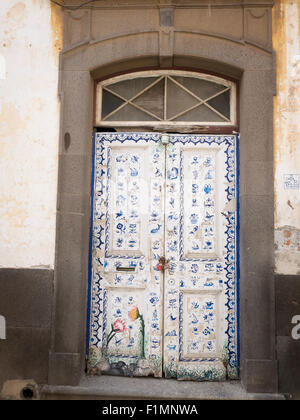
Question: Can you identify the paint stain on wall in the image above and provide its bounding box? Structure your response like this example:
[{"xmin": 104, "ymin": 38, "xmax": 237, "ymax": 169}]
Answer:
[
  {"xmin": 0, "ymin": 0, "xmax": 63, "ymax": 268},
  {"xmin": 275, "ymin": 225, "xmax": 300, "ymax": 274},
  {"xmin": 50, "ymin": 1, "xmax": 63, "ymax": 65},
  {"xmin": 276, "ymin": 226, "xmax": 300, "ymax": 251},
  {"xmin": 0, "ymin": 102, "xmax": 22, "ymax": 138},
  {"xmin": 6, "ymin": 2, "xmax": 26, "ymax": 23},
  {"xmin": 273, "ymin": 0, "xmax": 300, "ymax": 275},
  {"xmin": 273, "ymin": 0, "xmax": 287, "ymax": 169}
]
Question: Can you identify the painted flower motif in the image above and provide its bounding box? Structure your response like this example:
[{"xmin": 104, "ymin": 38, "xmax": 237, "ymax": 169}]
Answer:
[
  {"xmin": 204, "ymin": 184, "xmax": 213, "ymax": 194},
  {"xmin": 128, "ymin": 307, "xmax": 145, "ymax": 358},
  {"xmin": 105, "ymin": 318, "xmax": 126, "ymax": 349},
  {"xmin": 129, "ymin": 307, "xmax": 140, "ymax": 321},
  {"xmin": 113, "ymin": 319, "xmax": 126, "ymax": 333},
  {"xmin": 116, "ymin": 238, "xmax": 123, "ymax": 248},
  {"xmin": 156, "ymin": 263, "xmax": 164, "ymax": 271}
]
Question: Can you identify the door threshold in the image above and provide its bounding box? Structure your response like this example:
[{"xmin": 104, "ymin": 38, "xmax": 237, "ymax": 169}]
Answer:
[{"xmin": 41, "ymin": 375, "xmax": 285, "ymax": 400}]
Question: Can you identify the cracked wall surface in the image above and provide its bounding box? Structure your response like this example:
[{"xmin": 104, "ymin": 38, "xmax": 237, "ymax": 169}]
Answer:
[
  {"xmin": 273, "ymin": 0, "xmax": 300, "ymax": 275},
  {"xmin": 0, "ymin": 0, "xmax": 63, "ymax": 268}
]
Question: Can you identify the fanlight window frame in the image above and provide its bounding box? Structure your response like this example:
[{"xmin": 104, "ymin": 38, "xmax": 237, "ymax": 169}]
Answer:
[{"xmin": 95, "ymin": 70, "xmax": 237, "ymax": 128}]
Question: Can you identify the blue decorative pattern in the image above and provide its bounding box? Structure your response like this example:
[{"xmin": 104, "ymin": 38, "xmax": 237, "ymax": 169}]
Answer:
[
  {"xmin": 89, "ymin": 133, "xmax": 164, "ymax": 360},
  {"xmin": 88, "ymin": 133, "xmax": 239, "ymax": 379},
  {"xmin": 164, "ymin": 135, "xmax": 238, "ymax": 378},
  {"xmin": 176, "ymin": 135, "xmax": 235, "ymax": 262},
  {"xmin": 224, "ymin": 212, "xmax": 238, "ymax": 373}
]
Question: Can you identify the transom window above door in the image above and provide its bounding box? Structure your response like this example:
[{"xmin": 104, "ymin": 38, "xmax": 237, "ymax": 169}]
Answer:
[{"xmin": 95, "ymin": 71, "xmax": 237, "ymax": 128}]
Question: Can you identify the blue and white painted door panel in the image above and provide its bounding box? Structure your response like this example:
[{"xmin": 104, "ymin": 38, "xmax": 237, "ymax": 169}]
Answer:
[
  {"xmin": 88, "ymin": 133, "xmax": 165, "ymax": 377},
  {"xmin": 88, "ymin": 133, "xmax": 239, "ymax": 380},
  {"xmin": 163, "ymin": 135, "xmax": 239, "ymax": 380}
]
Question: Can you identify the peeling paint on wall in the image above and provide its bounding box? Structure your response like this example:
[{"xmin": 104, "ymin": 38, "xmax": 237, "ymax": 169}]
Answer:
[
  {"xmin": 0, "ymin": 0, "xmax": 63, "ymax": 268},
  {"xmin": 275, "ymin": 225, "xmax": 300, "ymax": 274},
  {"xmin": 50, "ymin": 1, "xmax": 63, "ymax": 64},
  {"xmin": 0, "ymin": 54, "xmax": 6, "ymax": 79},
  {"xmin": 275, "ymin": 225, "xmax": 300, "ymax": 251},
  {"xmin": 273, "ymin": 0, "xmax": 300, "ymax": 274}
]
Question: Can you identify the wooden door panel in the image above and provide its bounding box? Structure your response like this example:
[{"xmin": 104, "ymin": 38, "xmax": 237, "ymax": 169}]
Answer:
[
  {"xmin": 88, "ymin": 133, "xmax": 165, "ymax": 378},
  {"xmin": 163, "ymin": 135, "xmax": 238, "ymax": 381},
  {"xmin": 88, "ymin": 133, "xmax": 239, "ymax": 381}
]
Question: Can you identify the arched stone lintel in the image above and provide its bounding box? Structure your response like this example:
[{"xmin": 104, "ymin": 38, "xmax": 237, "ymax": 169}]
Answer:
[{"xmin": 61, "ymin": 31, "xmax": 273, "ymax": 79}]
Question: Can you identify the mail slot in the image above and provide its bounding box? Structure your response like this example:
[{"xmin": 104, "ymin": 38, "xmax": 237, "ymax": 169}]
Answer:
[{"xmin": 116, "ymin": 266, "xmax": 136, "ymax": 272}]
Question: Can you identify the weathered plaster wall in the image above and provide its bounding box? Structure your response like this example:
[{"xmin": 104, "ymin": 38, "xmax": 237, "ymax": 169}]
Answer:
[
  {"xmin": 0, "ymin": 0, "xmax": 63, "ymax": 268},
  {"xmin": 273, "ymin": 0, "xmax": 300, "ymax": 275},
  {"xmin": 2, "ymin": 0, "xmax": 295, "ymax": 275}
]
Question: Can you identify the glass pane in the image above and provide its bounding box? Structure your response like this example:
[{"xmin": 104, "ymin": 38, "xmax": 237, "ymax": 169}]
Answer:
[
  {"xmin": 173, "ymin": 104, "xmax": 226, "ymax": 122},
  {"xmin": 167, "ymin": 78, "xmax": 198, "ymax": 120},
  {"xmin": 107, "ymin": 77, "xmax": 159, "ymax": 100},
  {"xmin": 172, "ymin": 76, "xmax": 226, "ymax": 100},
  {"xmin": 102, "ymin": 89, "xmax": 124, "ymax": 119},
  {"xmin": 207, "ymin": 91, "xmax": 230, "ymax": 119},
  {"xmin": 100, "ymin": 74, "xmax": 233, "ymax": 123},
  {"xmin": 133, "ymin": 79, "xmax": 164, "ymax": 119},
  {"xmin": 106, "ymin": 103, "xmax": 156, "ymax": 121}
]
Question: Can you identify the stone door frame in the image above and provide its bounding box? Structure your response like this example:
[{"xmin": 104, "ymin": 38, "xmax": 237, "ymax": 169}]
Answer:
[{"xmin": 49, "ymin": 23, "xmax": 277, "ymax": 393}]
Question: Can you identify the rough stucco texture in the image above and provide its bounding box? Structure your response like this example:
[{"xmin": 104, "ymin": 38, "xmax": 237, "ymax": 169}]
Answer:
[
  {"xmin": 273, "ymin": 0, "xmax": 300, "ymax": 275},
  {"xmin": 0, "ymin": 0, "xmax": 63, "ymax": 268}
]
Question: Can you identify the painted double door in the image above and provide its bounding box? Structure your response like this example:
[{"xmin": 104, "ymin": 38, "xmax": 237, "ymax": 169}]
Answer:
[{"xmin": 88, "ymin": 132, "xmax": 239, "ymax": 381}]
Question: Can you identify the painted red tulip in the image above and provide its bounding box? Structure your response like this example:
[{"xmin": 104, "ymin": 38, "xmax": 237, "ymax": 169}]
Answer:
[{"xmin": 113, "ymin": 319, "xmax": 126, "ymax": 333}]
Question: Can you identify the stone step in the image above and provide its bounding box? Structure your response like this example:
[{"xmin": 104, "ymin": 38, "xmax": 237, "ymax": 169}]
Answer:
[{"xmin": 41, "ymin": 376, "xmax": 285, "ymax": 400}]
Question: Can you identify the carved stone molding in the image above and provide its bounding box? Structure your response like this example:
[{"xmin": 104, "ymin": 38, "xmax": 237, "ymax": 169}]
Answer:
[
  {"xmin": 244, "ymin": 7, "xmax": 272, "ymax": 49},
  {"xmin": 159, "ymin": 27, "xmax": 174, "ymax": 68},
  {"xmin": 64, "ymin": 9, "xmax": 90, "ymax": 49}
]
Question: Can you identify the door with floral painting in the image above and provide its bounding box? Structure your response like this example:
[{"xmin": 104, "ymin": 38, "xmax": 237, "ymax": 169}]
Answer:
[
  {"xmin": 87, "ymin": 132, "xmax": 165, "ymax": 378},
  {"xmin": 87, "ymin": 132, "xmax": 239, "ymax": 381}
]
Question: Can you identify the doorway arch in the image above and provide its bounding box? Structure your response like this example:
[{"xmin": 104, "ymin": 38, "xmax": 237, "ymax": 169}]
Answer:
[{"xmin": 49, "ymin": 25, "xmax": 277, "ymax": 393}]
